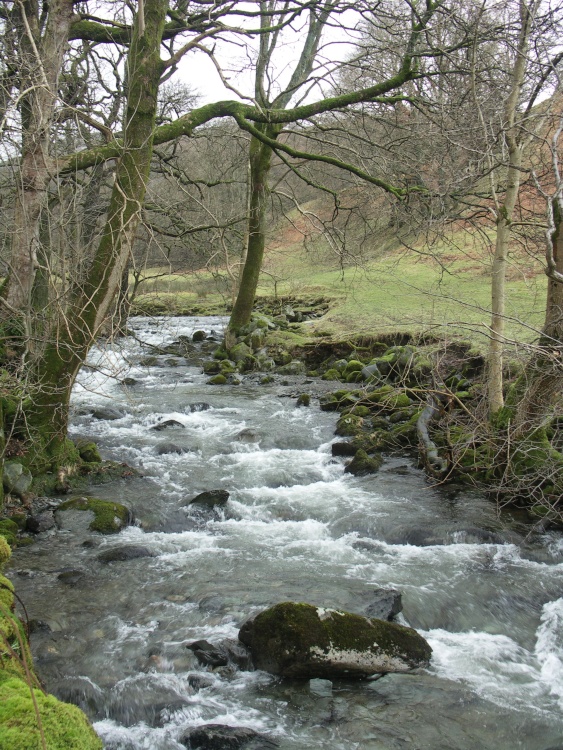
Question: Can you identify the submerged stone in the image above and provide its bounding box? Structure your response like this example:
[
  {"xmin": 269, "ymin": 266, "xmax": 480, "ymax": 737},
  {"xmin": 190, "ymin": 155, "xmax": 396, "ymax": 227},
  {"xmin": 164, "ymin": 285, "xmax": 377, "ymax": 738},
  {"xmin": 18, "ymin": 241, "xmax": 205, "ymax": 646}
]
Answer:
[
  {"xmin": 239, "ymin": 601, "xmax": 431, "ymax": 678},
  {"xmin": 151, "ymin": 419, "xmax": 185, "ymax": 431},
  {"xmin": 179, "ymin": 724, "xmax": 279, "ymax": 750},
  {"xmin": 55, "ymin": 496, "xmax": 132, "ymax": 534},
  {"xmin": 188, "ymin": 490, "xmax": 230, "ymax": 507}
]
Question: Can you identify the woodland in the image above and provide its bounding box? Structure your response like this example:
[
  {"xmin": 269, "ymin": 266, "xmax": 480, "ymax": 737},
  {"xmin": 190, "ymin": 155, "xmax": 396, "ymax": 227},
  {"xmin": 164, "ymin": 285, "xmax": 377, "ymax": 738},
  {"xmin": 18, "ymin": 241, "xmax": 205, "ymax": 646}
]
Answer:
[
  {"xmin": 0, "ymin": 1, "xmax": 563, "ymax": 745},
  {"xmin": 0, "ymin": 0, "xmax": 560, "ymax": 508}
]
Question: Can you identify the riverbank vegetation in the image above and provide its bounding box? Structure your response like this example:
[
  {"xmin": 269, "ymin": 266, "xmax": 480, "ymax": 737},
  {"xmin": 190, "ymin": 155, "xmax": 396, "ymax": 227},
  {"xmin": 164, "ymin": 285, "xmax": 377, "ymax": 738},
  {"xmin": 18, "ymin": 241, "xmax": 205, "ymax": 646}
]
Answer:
[{"xmin": 0, "ymin": 0, "xmax": 562, "ymax": 741}]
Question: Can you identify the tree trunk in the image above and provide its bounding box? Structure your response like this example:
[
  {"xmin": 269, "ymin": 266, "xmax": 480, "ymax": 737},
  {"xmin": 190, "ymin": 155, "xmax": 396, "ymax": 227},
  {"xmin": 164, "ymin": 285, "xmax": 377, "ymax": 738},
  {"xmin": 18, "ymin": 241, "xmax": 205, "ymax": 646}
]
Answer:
[
  {"xmin": 227, "ymin": 125, "xmax": 279, "ymax": 336},
  {"xmin": 23, "ymin": 0, "xmax": 168, "ymax": 466},
  {"xmin": 488, "ymin": 154, "xmax": 523, "ymax": 413},
  {"xmin": 513, "ymin": 200, "xmax": 563, "ymax": 433},
  {"xmin": 4, "ymin": 0, "xmax": 74, "ymax": 319}
]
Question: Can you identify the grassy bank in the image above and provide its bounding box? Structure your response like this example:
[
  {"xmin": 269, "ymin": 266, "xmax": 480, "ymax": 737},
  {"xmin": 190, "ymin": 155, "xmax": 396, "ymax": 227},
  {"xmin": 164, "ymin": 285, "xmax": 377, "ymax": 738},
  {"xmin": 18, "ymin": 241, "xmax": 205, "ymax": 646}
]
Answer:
[{"xmin": 131, "ymin": 235, "xmax": 547, "ymax": 351}]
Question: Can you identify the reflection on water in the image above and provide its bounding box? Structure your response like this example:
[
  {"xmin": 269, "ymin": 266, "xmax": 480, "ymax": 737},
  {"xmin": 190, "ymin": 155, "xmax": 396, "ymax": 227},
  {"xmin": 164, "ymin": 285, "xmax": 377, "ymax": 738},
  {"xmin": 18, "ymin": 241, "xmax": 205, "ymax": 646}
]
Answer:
[{"xmin": 9, "ymin": 317, "xmax": 563, "ymax": 750}]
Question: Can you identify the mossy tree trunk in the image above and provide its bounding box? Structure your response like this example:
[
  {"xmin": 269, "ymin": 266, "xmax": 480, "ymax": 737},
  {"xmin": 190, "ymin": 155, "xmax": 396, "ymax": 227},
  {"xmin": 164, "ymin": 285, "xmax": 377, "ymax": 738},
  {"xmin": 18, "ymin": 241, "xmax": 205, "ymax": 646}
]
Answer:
[
  {"xmin": 487, "ymin": 0, "xmax": 534, "ymax": 417},
  {"xmin": 22, "ymin": 0, "xmax": 168, "ymax": 467},
  {"xmin": 3, "ymin": 0, "xmax": 74, "ymax": 321},
  {"xmin": 513, "ymin": 198, "xmax": 563, "ymax": 434},
  {"xmin": 227, "ymin": 125, "xmax": 279, "ymax": 338}
]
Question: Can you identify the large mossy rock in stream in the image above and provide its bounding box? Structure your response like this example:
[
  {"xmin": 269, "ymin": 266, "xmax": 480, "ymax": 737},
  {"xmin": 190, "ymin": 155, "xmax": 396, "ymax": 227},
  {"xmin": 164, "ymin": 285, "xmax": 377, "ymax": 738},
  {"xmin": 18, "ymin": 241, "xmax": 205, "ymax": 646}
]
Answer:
[
  {"xmin": 0, "ymin": 534, "xmax": 102, "ymax": 749},
  {"xmin": 0, "ymin": 676, "xmax": 103, "ymax": 750},
  {"xmin": 238, "ymin": 602, "xmax": 431, "ymax": 678},
  {"xmin": 345, "ymin": 449, "xmax": 383, "ymax": 476},
  {"xmin": 55, "ymin": 496, "xmax": 132, "ymax": 534}
]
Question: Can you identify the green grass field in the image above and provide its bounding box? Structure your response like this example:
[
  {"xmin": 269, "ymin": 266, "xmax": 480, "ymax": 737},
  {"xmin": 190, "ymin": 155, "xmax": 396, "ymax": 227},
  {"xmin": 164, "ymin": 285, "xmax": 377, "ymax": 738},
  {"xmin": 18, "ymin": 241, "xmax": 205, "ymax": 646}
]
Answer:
[{"xmin": 132, "ymin": 228, "xmax": 548, "ymax": 351}]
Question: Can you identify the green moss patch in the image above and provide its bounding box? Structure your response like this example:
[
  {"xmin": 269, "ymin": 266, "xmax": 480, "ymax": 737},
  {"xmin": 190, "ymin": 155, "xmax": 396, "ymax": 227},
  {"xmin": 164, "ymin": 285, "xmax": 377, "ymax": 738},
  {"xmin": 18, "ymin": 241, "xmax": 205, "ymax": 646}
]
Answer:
[
  {"xmin": 56, "ymin": 497, "xmax": 132, "ymax": 534},
  {"xmin": 0, "ymin": 675, "xmax": 102, "ymax": 750}
]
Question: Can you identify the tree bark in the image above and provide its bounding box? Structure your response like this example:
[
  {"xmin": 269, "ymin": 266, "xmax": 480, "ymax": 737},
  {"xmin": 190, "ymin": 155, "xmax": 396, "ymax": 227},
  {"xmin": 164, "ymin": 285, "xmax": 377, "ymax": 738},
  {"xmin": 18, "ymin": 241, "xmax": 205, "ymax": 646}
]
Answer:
[
  {"xmin": 487, "ymin": 0, "xmax": 535, "ymax": 416},
  {"xmin": 23, "ymin": 0, "xmax": 168, "ymax": 464},
  {"xmin": 4, "ymin": 0, "xmax": 74, "ymax": 318},
  {"xmin": 513, "ymin": 199, "xmax": 563, "ymax": 433},
  {"xmin": 227, "ymin": 125, "xmax": 279, "ymax": 334}
]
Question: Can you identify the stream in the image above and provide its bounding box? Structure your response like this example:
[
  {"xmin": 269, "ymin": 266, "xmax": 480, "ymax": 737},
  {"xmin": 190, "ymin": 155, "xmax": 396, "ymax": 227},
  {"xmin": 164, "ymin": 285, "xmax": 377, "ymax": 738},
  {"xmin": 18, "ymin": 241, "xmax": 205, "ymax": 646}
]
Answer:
[{"xmin": 8, "ymin": 315, "xmax": 563, "ymax": 750}]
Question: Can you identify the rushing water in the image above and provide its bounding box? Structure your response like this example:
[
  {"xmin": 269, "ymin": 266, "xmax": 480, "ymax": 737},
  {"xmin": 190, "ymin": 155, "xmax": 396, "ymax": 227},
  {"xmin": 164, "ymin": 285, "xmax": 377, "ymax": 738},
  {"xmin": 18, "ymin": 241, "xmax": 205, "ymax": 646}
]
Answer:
[{"xmin": 8, "ymin": 316, "xmax": 563, "ymax": 750}]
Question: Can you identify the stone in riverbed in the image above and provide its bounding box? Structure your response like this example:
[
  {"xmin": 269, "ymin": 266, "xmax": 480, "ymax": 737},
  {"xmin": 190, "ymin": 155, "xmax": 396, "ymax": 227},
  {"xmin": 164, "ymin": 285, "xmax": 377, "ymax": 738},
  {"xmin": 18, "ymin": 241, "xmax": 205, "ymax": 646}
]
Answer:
[
  {"xmin": 55, "ymin": 496, "xmax": 132, "ymax": 534},
  {"xmin": 3, "ymin": 461, "xmax": 33, "ymax": 498},
  {"xmin": 364, "ymin": 588, "xmax": 403, "ymax": 621},
  {"xmin": 188, "ymin": 490, "xmax": 230, "ymax": 507},
  {"xmin": 238, "ymin": 601, "xmax": 431, "ymax": 678},
  {"xmin": 26, "ymin": 510, "xmax": 56, "ymax": 534},
  {"xmin": 179, "ymin": 724, "xmax": 279, "ymax": 750},
  {"xmin": 97, "ymin": 545, "xmax": 156, "ymax": 563},
  {"xmin": 344, "ymin": 449, "xmax": 383, "ymax": 476},
  {"xmin": 151, "ymin": 419, "xmax": 185, "ymax": 431},
  {"xmin": 155, "ymin": 442, "xmax": 190, "ymax": 455}
]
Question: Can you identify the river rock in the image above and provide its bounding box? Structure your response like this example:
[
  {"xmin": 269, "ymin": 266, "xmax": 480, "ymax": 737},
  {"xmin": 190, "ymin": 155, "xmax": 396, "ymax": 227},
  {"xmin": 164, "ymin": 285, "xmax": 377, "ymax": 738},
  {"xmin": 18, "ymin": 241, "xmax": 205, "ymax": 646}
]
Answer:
[
  {"xmin": 344, "ymin": 449, "xmax": 383, "ymax": 475},
  {"xmin": 97, "ymin": 545, "xmax": 156, "ymax": 563},
  {"xmin": 187, "ymin": 640, "xmax": 228, "ymax": 668},
  {"xmin": 151, "ymin": 419, "xmax": 185, "ymax": 431},
  {"xmin": 156, "ymin": 442, "xmax": 189, "ymax": 455},
  {"xmin": 331, "ymin": 442, "xmax": 356, "ymax": 457},
  {"xmin": 238, "ymin": 602, "xmax": 431, "ymax": 678},
  {"xmin": 3, "ymin": 461, "xmax": 33, "ymax": 498},
  {"xmin": 188, "ymin": 490, "xmax": 230, "ymax": 507},
  {"xmin": 179, "ymin": 724, "xmax": 279, "ymax": 750},
  {"xmin": 187, "ymin": 402, "xmax": 211, "ymax": 412},
  {"xmin": 236, "ymin": 428, "xmax": 260, "ymax": 443},
  {"xmin": 193, "ymin": 330, "xmax": 207, "ymax": 342},
  {"xmin": 26, "ymin": 510, "xmax": 56, "ymax": 534},
  {"xmin": 90, "ymin": 406, "xmax": 125, "ymax": 421},
  {"xmin": 364, "ymin": 588, "xmax": 403, "ymax": 621},
  {"xmin": 55, "ymin": 496, "xmax": 132, "ymax": 534}
]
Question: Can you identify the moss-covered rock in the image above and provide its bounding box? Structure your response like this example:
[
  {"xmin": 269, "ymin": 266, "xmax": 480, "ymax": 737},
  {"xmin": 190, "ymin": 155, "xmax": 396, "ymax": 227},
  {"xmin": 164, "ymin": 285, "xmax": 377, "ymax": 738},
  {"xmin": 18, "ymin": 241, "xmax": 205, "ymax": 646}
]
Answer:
[
  {"xmin": 343, "ymin": 360, "xmax": 364, "ymax": 377},
  {"xmin": 321, "ymin": 368, "xmax": 341, "ymax": 381},
  {"xmin": 238, "ymin": 601, "xmax": 432, "ymax": 678},
  {"xmin": 0, "ymin": 520, "xmax": 18, "ymax": 548},
  {"xmin": 203, "ymin": 360, "xmax": 221, "ymax": 374},
  {"xmin": 351, "ymin": 430, "xmax": 391, "ymax": 454},
  {"xmin": 343, "ymin": 405, "xmax": 372, "ymax": 419},
  {"xmin": 296, "ymin": 394, "xmax": 310, "ymax": 407},
  {"xmin": 74, "ymin": 441, "xmax": 102, "ymax": 464},
  {"xmin": 3, "ymin": 461, "xmax": 33, "ymax": 499},
  {"xmin": 0, "ymin": 675, "xmax": 102, "ymax": 750},
  {"xmin": 55, "ymin": 496, "xmax": 132, "ymax": 534},
  {"xmin": 207, "ymin": 374, "xmax": 227, "ymax": 385},
  {"xmin": 345, "ymin": 449, "xmax": 384, "ymax": 476},
  {"xmin": 0, "ymin": 536, "xmax": 11, "ymax": 565},
  {"xmin": 335, "ymin": 414, "xmax": 364, "ymax": 437},
  {"xmin": 364, "ymin": 385, "xmax": 394, "ymax": 404}
]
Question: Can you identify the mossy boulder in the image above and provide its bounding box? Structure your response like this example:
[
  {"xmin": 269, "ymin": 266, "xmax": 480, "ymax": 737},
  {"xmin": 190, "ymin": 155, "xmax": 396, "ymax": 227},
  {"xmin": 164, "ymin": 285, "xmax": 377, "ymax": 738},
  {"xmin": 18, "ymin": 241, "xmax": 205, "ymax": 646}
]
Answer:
[
  {"xmin": 229, "ymin": 342, "xmax": 254, "ymax": 368},
  {"xmin": 0, "ymin": 536, "xmax": 12, "ymax": 565},
  {"xmin": 74, "ymin": 441, "xmax": 102, "ymax": 464},
  {"xmin": 335, "ymin": 414, "xmax": 364, "ymax": 437},
  {"xmin": 3, "ymin": 461, "xmax": 33, "ymax": 499},
  {"xmin": 343, "ymin": 360, "xmax": 364, "ymax": 377},
  {"xmin": 321, "ymin": 368, "xmax": 341, "ymax": 381},
  {"xmin": 0, "ymin": 520, "xmax": 19, "ymax": 548},
  {"xmin": 364, "ymin": 385, "xmax": 394, "ymax": 404},
  {"xmin": 55, "ymin": 497, "xmax": 132, "ymax": 534},
  {"xmin": 352, "ymin": 430, "xmax": 391, "ymax": 454},
  {"xmin": 345, "ymin": 449, "xmax": 384, "ymax": 476},
  {"xmin": 0, "ymin": 675, "xmax": 102, "ymax": 750},
  {"xmin": 203, "ymin": 360, "xmax": 221, "ymax": 374},
  {"xmin": 238, "ymin": 601, "xmax": 432, "ymax": 678},
  {"xmin": 207, "ymin": 374, "xmax": 227, "ymax": 385}
]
